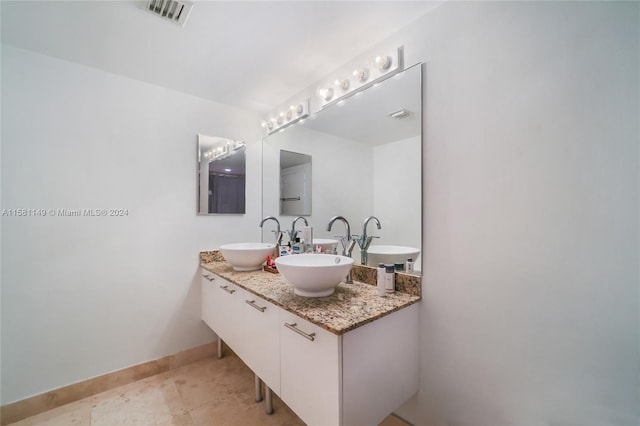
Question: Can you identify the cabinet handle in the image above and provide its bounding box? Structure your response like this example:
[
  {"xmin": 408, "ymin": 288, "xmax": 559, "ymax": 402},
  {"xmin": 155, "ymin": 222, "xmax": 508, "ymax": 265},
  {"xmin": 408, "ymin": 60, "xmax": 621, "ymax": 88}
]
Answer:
[
  {"xmin": 220, "ymin": 285, "xmax": 235, "ymax": 294},
  {"xmin": 284, "ymin": 322, "xmax": 315, "ymax": 341},
  {"xmin": 245, "ymin": 300, "xmax": 266, "ymax": 312},
  {"xmin": 203, "ymin": 274, "xmax": 215, "ymax": 282}
]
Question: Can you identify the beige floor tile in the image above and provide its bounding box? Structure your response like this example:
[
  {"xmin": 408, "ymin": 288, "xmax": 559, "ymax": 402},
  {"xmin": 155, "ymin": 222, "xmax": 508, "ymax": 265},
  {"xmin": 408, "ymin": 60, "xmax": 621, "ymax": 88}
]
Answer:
[
  {"xmin": 7, "ymin": 397, "xmax": 92, "ymax": 426},
  {"xmin": 171, "ymin": 354, "xmax": 255, "ymax": 412},
  {"xmin": 7, "ymin": 353, "xmax": 405, "ymax": 426},
  {"xmin": 189, "ymin": 394, "xmax": 304, "ymax": 426},
  {"xmin": 90, "ymin": 373, "xmax": 187, "ymax": 426}
]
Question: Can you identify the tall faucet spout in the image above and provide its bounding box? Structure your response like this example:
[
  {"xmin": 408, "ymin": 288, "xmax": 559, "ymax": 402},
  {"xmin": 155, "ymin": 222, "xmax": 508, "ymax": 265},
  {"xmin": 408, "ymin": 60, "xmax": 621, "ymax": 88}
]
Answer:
[
  {"xmin": 288, "ymin": 216, "xmax": 309, "ymax": 243},
  {"xmin": 356, "ymin": 216, "xmax": 382, "ymax": 265},
  {"xmin": 259, "ymin": 216, "xmax": 283, "ymax": 246},
  {"xmin": 327, "ymin": 215, "xmax": 355, "ymax": 283}
]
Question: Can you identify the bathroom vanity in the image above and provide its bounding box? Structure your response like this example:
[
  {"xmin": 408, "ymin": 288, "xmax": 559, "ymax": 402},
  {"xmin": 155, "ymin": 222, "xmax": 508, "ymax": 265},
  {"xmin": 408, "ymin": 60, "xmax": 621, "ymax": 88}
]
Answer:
[{"xmin": 200, "ymin": 252, "xmax": 420, "ymax": 426}]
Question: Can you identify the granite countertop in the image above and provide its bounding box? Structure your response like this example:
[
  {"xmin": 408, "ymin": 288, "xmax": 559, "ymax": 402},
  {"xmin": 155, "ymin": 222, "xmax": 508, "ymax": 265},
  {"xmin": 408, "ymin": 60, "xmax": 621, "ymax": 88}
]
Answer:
[{"xmin": 200, "ymin": 260, "xmax": 420, "ymax": 335}]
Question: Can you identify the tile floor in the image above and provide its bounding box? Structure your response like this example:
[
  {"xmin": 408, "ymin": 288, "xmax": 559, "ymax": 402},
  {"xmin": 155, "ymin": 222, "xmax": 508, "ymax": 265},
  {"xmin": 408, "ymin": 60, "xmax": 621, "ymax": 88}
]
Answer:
[{"xmin": 8, "ymin": 351, "xmax": 409, "ymax": 426}]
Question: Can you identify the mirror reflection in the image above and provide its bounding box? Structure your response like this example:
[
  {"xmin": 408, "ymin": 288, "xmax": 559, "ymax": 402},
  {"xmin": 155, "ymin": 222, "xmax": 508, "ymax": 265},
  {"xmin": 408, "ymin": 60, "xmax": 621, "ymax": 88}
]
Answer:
[
  {"xmin": 262, "ymin": 64, "xmax": 422, "ymax": 272},
  {"xmin": 197, "ymin": 134, "xmax": 246, "ymax": 215},
  {"xmin": 280, "ymin": 150, "xmax": 312, "ymax": 216}
]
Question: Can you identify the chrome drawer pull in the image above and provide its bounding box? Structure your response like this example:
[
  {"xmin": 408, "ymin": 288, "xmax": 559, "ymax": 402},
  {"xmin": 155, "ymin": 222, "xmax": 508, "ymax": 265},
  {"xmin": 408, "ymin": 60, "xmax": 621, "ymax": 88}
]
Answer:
[
  {"xmin": 284, "ymin": 322, "xmax": 315, "ymax": 341},
  {"xmin": 203, "ymin": 274, "xmax": 215, "ymax": 282},
  {"xmin": 220, "ymin": 285, "xmax": 235, "ymax": 294},
  {"xmin": 245, "ymin": 300, "xmax": 266, "ymax": 312}
]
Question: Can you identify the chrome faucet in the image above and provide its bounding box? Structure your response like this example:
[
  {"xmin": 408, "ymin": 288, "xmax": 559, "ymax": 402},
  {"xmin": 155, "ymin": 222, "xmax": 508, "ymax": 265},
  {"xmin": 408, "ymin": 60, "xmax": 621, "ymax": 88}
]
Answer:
[
  {"xmin": 287, "ymin": 216, "xmax": 308, "ymax": 244},
  {"xmin": 354, "ymin": 216, "xmax": 381, "ymax": 265},
  {"xmin": 327, "ymin": 215, "xmax": 356, "ymax": 283},
  {"xmin": 259, "ymin": 216, "xmax": 283, "ymax": 246}
]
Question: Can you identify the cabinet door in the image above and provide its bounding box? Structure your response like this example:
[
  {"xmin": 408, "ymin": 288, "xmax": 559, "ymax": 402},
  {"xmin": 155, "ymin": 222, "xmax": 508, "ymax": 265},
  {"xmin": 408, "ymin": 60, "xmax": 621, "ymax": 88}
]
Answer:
[
  {"xmin": 242, "ymin": 294, "xmax": 280, "ymax": 395},
  {"xmin": 280, "ymin": 311, "xmax": 341, "ymax": 426},
  {"xmin": 200, "ymin": 271, "xmax": 245, "ymax": 354},
  {"xmin": 201, "ymin": 271, "xmax": 218, "ymax": 329}
]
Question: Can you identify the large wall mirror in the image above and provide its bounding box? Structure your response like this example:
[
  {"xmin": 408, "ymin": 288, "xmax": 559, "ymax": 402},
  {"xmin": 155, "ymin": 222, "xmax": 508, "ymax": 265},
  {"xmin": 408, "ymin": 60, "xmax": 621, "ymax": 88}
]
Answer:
[
  {"xmin": 197, "ymin": 134, "xmax": 247, "ymax": 214},
  {"xmin": 262, "ymin": 64, "xmax": 422, "ymax": 272}
]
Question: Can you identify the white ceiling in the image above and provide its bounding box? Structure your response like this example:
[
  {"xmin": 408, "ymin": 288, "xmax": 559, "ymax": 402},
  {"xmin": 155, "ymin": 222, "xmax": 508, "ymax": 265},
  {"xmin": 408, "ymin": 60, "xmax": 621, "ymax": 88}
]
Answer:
[{"xmin": 1, "ymin": 1, "xmax": 440, "ymax": 113}]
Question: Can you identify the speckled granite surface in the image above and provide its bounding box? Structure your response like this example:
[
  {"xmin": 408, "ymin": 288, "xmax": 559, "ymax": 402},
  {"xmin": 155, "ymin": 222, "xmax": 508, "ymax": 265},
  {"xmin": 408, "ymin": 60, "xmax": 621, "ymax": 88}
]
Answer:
[
  {"xmin": 350, "ymin": 264, "xmax": 422, "ymax": 297},
  {"xmin": 201, "ymin": 250, "xmax": 422, "ymax": 297},
  {"xmin": 200, "ymin": 254, "xmax": 420, "ymax": 335}
]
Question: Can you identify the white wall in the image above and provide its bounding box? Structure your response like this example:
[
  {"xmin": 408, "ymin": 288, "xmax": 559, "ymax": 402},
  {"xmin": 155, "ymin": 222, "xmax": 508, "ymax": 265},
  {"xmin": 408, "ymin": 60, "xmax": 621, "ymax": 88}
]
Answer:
[
  {"xmin": 373, "ymin": 136, "xmax": 422, "ymax": 268},
  {"xmin": 379, "ymin": 2, "xmax": 637, "ymax": 425},
  {"xmin": 0, "ymin": 45, "xmax": 262, "ymax": 404}
]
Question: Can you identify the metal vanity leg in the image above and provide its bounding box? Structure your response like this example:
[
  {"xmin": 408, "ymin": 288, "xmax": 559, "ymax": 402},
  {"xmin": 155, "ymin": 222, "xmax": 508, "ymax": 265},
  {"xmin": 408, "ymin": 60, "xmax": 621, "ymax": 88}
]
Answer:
[
  {"xmin": 265, "ymin": 386, "xmax": 274, "ymax": 415},
  {"xmin": 254, "ymin": 375, "xmax": 263, "ymax": 402},
  {"xmin": 217, "ymin": 338, "xmax": 223, "ymax": 359}
]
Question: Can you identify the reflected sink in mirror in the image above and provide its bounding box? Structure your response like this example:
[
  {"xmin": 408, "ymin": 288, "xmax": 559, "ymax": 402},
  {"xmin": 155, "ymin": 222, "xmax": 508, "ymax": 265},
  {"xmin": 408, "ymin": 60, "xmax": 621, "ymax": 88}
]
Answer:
[
  {"xmin": 275, "ymin": 254, "xmax": 354, "ymax": 297},
  {"xmin": 366, "ymin": 245, "xmax": 420, "ymax": 268},
  {"xmin": 313, "ymin": 238, "xmax": 339, "ymax": 253},
  {"xmin": 219, "ymin": 243, "xmax": 275, "ymax": 271}
]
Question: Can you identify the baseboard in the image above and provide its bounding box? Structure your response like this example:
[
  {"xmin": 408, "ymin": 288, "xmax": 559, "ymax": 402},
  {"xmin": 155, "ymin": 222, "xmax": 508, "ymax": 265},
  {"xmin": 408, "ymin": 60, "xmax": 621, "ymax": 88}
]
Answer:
[{"xmin": 0, "ymin": 341, "xmax": 216, "ymax": 425}]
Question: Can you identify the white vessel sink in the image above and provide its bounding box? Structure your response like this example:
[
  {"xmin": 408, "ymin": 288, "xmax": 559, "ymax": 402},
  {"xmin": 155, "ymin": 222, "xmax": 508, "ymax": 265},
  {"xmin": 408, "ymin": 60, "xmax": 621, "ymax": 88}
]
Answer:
[
  {"xmin": 366, "ymin": 245, "xmax": 420, "ymax": 267},
  {"xmin": 275, "ymin": 254, "xmax": 353, "ymax": 297},
  {"xmin": 312, "ymin": 238, "xmax": 339, "ymax": 253},
  {"xmin": 219, "ymin": 243, "xmax": 275, "ymax": 271}
]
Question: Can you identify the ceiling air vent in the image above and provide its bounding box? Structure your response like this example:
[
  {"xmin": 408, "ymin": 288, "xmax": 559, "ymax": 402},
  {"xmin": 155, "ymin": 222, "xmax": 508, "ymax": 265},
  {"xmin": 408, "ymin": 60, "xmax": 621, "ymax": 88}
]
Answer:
[{"xmin": 146, "ymin": 0, "xmax": 193, "ymax": 27}]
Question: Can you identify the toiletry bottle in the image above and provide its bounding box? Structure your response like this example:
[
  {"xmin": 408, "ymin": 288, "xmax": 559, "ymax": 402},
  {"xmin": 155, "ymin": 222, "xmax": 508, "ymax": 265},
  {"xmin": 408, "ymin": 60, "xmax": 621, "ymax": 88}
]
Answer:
[
  {"xmin": 406, "ymin": 258, "xmax": 414, "ymax": 273},
  {"xmin": 385, "ymin": 264, "xmax": 395, "ymax": 294},
  {"xmin": 377, "ymin": 263, "xmax": 386, "ymax": 297},
  {"xmin": 394, "ymin": 262, "xmax": 404, "ymax": 272},
  {"xmin": 302, "ymin": 226, "xmax": 313, "ymax": 253},
  {"xmin": 292, "ymin": 238, "xmax": 302, "ymax": 254}
]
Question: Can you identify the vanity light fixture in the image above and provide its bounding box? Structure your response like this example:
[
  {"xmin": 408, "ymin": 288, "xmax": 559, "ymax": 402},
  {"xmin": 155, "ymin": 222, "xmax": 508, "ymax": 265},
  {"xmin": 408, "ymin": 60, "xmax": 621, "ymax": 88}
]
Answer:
[
  {"xmin": 203, "ymin": 139, "xmax": 245, "ymax": 163},
  {"xmin": 262, "ymin": 98, "xmax": 310, "ymax": 135},
  {"xmin": 318, "ymin": 46, "xmax": 404, "ymax": 110}
]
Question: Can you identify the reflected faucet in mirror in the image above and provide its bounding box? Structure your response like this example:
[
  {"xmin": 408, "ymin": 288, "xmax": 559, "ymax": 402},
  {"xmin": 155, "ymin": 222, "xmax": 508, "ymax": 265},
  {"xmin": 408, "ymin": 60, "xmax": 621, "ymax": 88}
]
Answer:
[
  {"xmin": 287, "ymin": 216, "xmax": 308, "ymax": 244},
  {"xmin": 354, "ymin": 216, "xmax": 382, "ymax": 265},
  {"xmin": 326, "ymin": 215, "xmax": 356, "ymax": 284},
  {"xmin": 260, "ymin": 216, "xmax": 283, "ymax": 246}
]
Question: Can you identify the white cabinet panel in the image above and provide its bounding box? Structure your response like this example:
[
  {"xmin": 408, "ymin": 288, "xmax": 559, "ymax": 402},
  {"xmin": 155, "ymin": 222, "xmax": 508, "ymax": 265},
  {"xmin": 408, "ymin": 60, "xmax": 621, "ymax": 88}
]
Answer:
[
  {"xmin": 201, "ymin": 272, "xmax": 245, "ymax": 354},
  {"xmin": 280, "ymin": 310, "xmax": 341, "ymax": 426},
  {"xmin": 242, "ymin": 294, "xmax": 280, "ymax": 395},
  {"xmin": 342, "ymin": 303, "xmax": 419, "ymax": 425}
]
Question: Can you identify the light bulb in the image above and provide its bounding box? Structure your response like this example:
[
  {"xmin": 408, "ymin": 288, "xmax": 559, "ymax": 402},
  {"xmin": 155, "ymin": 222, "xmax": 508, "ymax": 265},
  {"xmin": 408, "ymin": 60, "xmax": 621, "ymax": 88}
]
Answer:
[
  {"xmin": 375, "ymin": 55, "xmax": 392, "ymax": 70},
  {"xmin": 334, "ymin": 79, "xmax": 350, "ymax": 91},
  {"xmin": 320, "ymin": 87, "xmax": 334, "ymax": 101},
  {"xmin": 285, "ymin": 109, "xmax": 292, "ymax": 120},
  {"xmin": 352, "ymin": 68, "xmax": 369, "ymax": 83},
  {"xmin": 260, "ymin": 120, "xmax": 267, "ymax": 128}
]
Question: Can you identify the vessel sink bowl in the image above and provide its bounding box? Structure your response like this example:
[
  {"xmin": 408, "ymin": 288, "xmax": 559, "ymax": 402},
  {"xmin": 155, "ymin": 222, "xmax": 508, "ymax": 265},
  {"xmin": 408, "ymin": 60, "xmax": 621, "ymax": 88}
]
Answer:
[
  {"xmin": 275, "ymin": 254, "xmax": 354, "ymax": 297},
  {"xmin": 366, "ymin": 245, "xmax": 420, "ymax": 267},
  {"xmin": 312, "ymin": 238, "xmax": 339, "ymax": 253},
  {"xmin": 219, "ymin": 243, "xmax": 275, "ymax": 271}
]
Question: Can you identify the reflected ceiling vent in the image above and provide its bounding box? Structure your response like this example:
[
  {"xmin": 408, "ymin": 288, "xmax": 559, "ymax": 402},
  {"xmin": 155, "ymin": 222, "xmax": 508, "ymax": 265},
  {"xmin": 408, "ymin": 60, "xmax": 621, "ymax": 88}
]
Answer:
[
  {"xmin": 146, "ymin": 0, "xmax": 193, "ymax": 27},
  {"xmin": 387, "ymin": 108, "xmax": 413, "ymax": 120}
]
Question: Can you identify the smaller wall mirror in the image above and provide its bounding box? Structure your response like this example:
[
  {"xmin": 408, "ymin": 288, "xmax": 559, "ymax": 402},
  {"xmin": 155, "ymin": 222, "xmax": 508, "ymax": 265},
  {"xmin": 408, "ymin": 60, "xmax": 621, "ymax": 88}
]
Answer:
[
  {"xmin": 280, "ymin": 150, "xmax": 312, "ymax": 216},
  {"xmin": 197, "ymin": 134, "xmax": 246, "ymax": 215}
]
